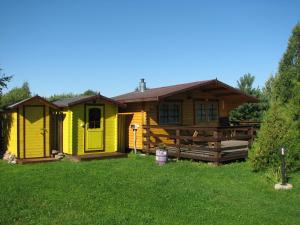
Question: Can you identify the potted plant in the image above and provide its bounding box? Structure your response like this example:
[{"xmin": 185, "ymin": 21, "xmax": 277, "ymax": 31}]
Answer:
[{"xmin": 156, "ymin": 143, "xmax": 168, "ymax": 165}]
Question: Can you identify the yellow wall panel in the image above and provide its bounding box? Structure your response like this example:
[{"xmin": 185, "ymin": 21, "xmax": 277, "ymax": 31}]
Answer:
[
  {"xmin": 18, "ymin": 108, "xmax": 24, "ymax": 158},
  {"xmin": 63, "ymin": 110, "xmax": 73, "ymax": 155},
  {"xmin": 6, "ymin": 112, "xmax": 17, "ymax": 155}
]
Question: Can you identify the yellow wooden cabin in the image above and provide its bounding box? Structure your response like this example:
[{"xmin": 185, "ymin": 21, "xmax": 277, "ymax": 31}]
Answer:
[
  {"xmin": 114, "ymin": 79, "xmax": 259, "ymax": 163},
  {"xmin": 3, "ymin": 95, "xmax": 59, "ymax": 159},
  {"xmin": 53, "ymin": 95, "xmax": 123, "ymax": 156}
]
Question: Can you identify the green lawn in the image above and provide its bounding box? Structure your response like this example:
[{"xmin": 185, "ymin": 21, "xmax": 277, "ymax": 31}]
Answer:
[{"xmin": 0, "ymin": 155, "xmax": 299, "ymax": 225}]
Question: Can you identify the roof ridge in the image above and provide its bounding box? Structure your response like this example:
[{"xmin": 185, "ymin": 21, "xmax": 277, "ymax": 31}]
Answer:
[
  {"xmin": 146, "ymin": 79, "xmax": 214, "ymax": 90},
  {"xmin": 113, "ymin": 79, "xmax": 258, "ymax": 103},
  {"xmin": 53, "ymin": 94, "xmax": 123, "ymax": 107},
  {"xmin": 52, "ymin": 95, "xmax": 93, "ymax": 102},
  {"xmin": 113, "ymin": 79, "xmax": 215, "ymax": 98},
  {"xmin": 7, "ymin": 95, "xmax": 59, "ymax": 109}
]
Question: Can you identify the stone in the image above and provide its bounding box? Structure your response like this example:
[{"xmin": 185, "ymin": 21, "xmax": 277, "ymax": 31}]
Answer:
[
  {"xmin": 3, "ymin": 151, "xmax": 11, "ymax": 161},
  {"xmin": 55, "ymin": 154, "xmax": 64, "ymax": 160},
  {"xmin": 52, "ymin": 150, "xmax": 59, "ymax": 155},
  {"xmin": 57, "ymin": 152, "xmax": 65, "ymax": 157},
  {"xmin": 274, "ymin": 183, "xmax": 293, "ymax": 190},
  {"xmin": 8, "ymin": 154, "xmax": 16, "ymax": 163}
]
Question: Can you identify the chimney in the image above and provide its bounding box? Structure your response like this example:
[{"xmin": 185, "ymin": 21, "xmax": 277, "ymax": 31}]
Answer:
[{"xmin": 139, "ymin": 78, "xmax": 146, "ymax": 92}]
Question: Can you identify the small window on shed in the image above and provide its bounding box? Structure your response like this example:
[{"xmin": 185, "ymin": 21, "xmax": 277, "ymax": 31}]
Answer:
[{"xmin": 89, "ymin": 108, "xmax": 101, "ymax": 128}]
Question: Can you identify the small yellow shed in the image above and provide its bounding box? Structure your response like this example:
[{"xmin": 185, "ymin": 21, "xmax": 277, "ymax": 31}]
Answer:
[
  {"xmin": 3, "ymin": 95, "xmax": 59, "ymax": 159},
  {"xmin": 53, "ymin": 95, "xmax": 122, "ymax": 156}
]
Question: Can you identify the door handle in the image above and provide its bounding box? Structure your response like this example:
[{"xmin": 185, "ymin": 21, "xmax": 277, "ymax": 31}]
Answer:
[{"xmin": 40, "ymin": 128, "xmax": 47, "ymax": 134}]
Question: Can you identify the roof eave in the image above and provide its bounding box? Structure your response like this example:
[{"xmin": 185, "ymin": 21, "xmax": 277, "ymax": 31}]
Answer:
[
  {"xmin": 7, "ymin": 95, "xmax": 60, "ymax": 110},
  {"xmin": 158, "ymin": 80, "xmax": 216, "ymax": 100},
  {"xmin": 117, "ymin": 97, "xmax": 159, "ymax": 103},
  {"xmin": 67, "ymin": 95, "xmax": 126, "ymax": 108}
]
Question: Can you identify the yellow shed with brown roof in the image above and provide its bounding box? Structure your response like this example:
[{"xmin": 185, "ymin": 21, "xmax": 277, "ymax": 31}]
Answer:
[
  {"xmin": 53, "ymin": 95, "xmax": 124, "ymax": 156},
  {"xmin": 3, "ymin": 95, "xmax": 59, "ymax": 159}
]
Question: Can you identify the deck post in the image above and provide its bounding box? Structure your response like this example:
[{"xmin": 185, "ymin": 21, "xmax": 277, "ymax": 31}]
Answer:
[
  {"xmin": 248, "ymin": 126, "xmax": 254, "ymax": 148},
  {"xmin": 176, "ymin": 129, "xmax": 181, "ymax": 160},
  {"xmin": 211, "ymin": 129, "xmax": 222, "ymax": 165}
]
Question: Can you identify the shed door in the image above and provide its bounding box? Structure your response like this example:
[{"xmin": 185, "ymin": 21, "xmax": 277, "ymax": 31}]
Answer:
[
  {"xmin": 24, "ymin": 106, "xmax": 45, "ymax": 158},
  {"xmin": 85, "ymin": 106, "xmax": 104, "ymax": 151}
]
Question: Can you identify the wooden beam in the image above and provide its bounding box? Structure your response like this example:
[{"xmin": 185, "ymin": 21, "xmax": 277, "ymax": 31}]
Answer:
[
  {"xmin": 201, "ymin": 87, "xmax": 227, "ymax": 92},
  {"xmin": 117, "ymin": 112, "xmax": 135, "ymax": 115},
  {"xmin": 214, "ymin": 92, "xmax": 240, "ymax": 97},
  {"xmin": 176, "ymin": 129, "xmax": 181, "ymax": 159}
]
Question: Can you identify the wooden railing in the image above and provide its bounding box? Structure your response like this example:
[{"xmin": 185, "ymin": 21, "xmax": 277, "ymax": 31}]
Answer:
[
  {"xmin": 142, "ymin": 124, "xmax": 258, "ymax": 163},
  {"xmin": 230, "ymin": 120, "xmax": 261, "ymax": 128}
]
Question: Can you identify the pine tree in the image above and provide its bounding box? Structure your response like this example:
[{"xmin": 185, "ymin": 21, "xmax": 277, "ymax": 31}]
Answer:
[
  {"xmin": 229, "ymin": 73, "xmax": 263, "ymax": 122},
  {"xmin": 273, "ymin": 23, "xmax": 300, "ymax": 103},
  {"xmin": 250, "ymin": 23, "xmax": 300, "ymax": 172}
]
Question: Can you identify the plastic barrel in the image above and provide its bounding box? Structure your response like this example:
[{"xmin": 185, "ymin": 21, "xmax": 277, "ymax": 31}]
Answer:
[{"xmin": 156, "ymin": 150, "xmax": 167, "ymax": 165}]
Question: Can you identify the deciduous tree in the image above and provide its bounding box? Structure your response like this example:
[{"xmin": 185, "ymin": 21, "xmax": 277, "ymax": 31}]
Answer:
[
  {"xmin": 0, "ymin": 68, "xmax": 12, "ymax": 95},
  {"xmin": 1, "ymin": 82, "xmax": 30, "ymax": 108}
]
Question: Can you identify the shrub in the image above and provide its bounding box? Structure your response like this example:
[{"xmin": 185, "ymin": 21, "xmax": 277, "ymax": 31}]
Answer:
[{"xmin": 249, "ymin": 103, "xmax": 300, "ymax": 172}]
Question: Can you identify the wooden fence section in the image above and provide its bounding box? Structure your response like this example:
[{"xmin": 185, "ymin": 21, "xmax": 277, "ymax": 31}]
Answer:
[{"xmin": 142, "ymin": 124, "xmax": 257, "ymax": 164}]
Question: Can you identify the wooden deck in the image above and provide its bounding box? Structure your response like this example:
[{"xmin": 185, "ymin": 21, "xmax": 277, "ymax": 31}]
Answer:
[
  {"xmin": 71, "ymin": 152, "xmax": 128, "ymax": 162},
  {"xmin": 17, "ymin": 157, "xmax": 60, "ymax": 164},
  {"xmin": 143, "ymin": 124, "xmax": 257, "ymax": 164},
  {"xmin": 143, "ymin": 140, "xmax": 248, "ymax": 163}
]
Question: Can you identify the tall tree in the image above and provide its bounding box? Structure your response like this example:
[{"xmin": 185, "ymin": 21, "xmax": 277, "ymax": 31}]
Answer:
[
  {"xmin": 1, "ymin": 82, "xmax": 31, "ymax": 108},
  {"xmin": 229, "ymin": 73, "xmax": 263, "ymax": 122},
  {"xmin": 278, "ymin": 24, "xmax": 300, "ymax": 125},
  {"xmin": 237, "ymin": 73, "xmax": 259, "ymax": 96},
  {"xmin": 82, "ymin": 89, "xmax": 98, "ymax": 96},
  {"xmin": 273, "ymin": 23, "xmax": 300, "ymax": 103},
  {"xmin": 0, "ymin": 68, "xmax": 12, "ymax": 95},
  {"xmin": 47, "ymin": 90, "xmax": 99, "ymax": 102},
  {"xmin": 47, "ymin": 93, "xmax": 78, "ymax": 102},
  {"xmin": 261, "ymin": 74, "xmax": 275, "ymax": 105},
  {"xmin": 250, "ymin": 23, "xmax": 300, "ymax": 173}
]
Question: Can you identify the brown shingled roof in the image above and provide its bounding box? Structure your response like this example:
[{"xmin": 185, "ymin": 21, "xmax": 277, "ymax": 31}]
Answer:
[
  {"xmin": 113, "ymin": 79, "xmax": 258, "ymax": 103},
  {"xmin": 7, "ymin": 95, "xmax": 60, "ymax": 110},
  {"xmin": 53, "ymin": 94, "xmax": 125, "ymax": 108}
]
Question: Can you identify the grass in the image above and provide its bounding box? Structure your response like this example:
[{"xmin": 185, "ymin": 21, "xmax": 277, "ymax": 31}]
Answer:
[{"xmin": 0, "ymin": 154, "xmax": 299, "ymax": 225}]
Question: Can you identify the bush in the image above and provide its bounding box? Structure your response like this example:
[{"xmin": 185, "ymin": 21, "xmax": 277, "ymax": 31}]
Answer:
[{"xmin": 249, "ymin": 103, "xmax": 300, "ymax": 172}]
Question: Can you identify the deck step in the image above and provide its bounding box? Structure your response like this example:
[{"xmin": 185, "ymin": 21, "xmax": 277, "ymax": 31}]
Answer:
[
  {"xmin": 73, "ymin": 152, "xmax": 128, "ymax": 161},
  {"xmin": 17, "ymin": 157, "xmax": 60, "ymax": 164}
]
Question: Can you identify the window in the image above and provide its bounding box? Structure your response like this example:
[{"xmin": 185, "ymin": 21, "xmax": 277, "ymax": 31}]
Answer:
[
  {"xmin": 195, "ymin": 101, "xmax": 218, "ymax": 123},
  {"xmin": 195, "ymin": 102, "xmax": 206, "ymax": 122},
  {"xmin": 159, "ymin": 102, "xmax": 181, "ymax": 124},
  {"xmin": 207, "ymin": 102, "xmax": 218, "ymax": 121},
  {"xmin": 89, "ymin": 108, "xmax": 101, "ymax": 128}
]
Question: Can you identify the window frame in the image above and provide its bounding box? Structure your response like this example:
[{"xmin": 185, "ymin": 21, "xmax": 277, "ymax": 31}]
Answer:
[
  {"xmin": 88, "ymin": 107, "xmax": 102, "ymax": 129},
  {"xmin": 194, "ymin": 100, "xmax": 219, "ymax": 124},
  {"xmin": 158, "ymin": 101, "xmax": 182, "ymax": 125}
]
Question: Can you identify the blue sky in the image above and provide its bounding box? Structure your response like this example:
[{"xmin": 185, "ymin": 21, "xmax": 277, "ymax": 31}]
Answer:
[{"xmin": 0, "ymin": 0, "xmax": 299, "ymax": 97}]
